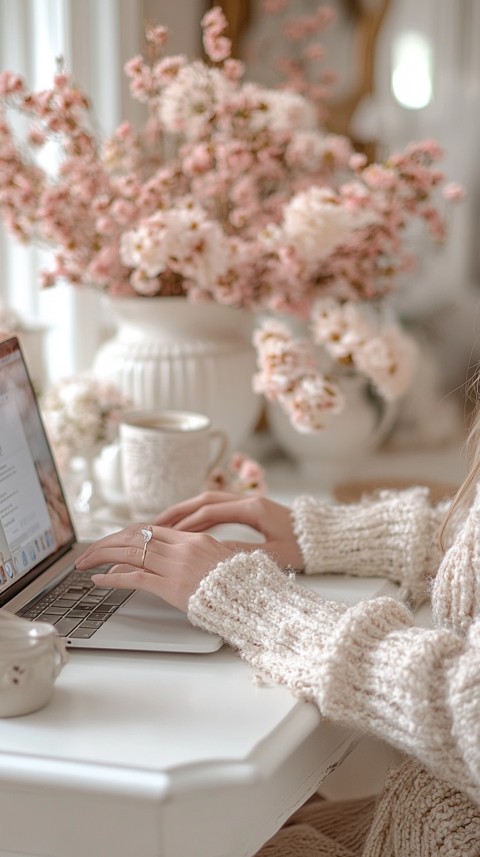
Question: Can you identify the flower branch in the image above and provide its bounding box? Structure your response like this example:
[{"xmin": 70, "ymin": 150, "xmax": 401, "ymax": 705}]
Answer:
[{"xmin": 0, "ymin": 3, "xmax": 464, "ymax": 434}]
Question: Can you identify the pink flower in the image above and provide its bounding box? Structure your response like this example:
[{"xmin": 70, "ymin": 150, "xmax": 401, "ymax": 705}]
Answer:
[
  {"xmin": 223, "ymin": 59, "xmax": 244, "ymax": 82},
  {"xmin": 349, "ymin": 153, "xmax": 367, "ymax": 171},
  {"xmin": 124, "ymin": 56, "xmax": 144, "ymax": 78},
  {"xmin": 206, "ymin": 451, "xmax": 266, "ymax": 494},
  {"xmin": 27, "ymin": 126, "xmax": 46, "ymax": 146},
  {"xmin": 362, "ymin": 164, "xmax": 398, "ymax": 190},
  {"xmin": 145, "ymin": 26, "xmax": 168, "ymax": 49},
  {"xmin": 0, "ymin": 70, "xmax": 24, "ymax": 95},
  {"xmin": 202, "ymin": 7, "xmax": 231, "ymax": 63},
  {"xmin": 0, "ymin": 4, "xmax": 461, "ymax": 437},
  {"xmin": 442, "ymin": 182, "xmax": 466, "ymax": 202}
]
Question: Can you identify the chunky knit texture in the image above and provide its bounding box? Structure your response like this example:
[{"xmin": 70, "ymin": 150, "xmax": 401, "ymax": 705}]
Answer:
[
  {"xmin": 291, "ymin": 488, "xmax": 447, "ymax": 606},
  {"xmin": 431, "ymin": 485, "xmax": 480, "ymax": 634},
  {"xmin": 257, "ymin": 795, "xmax": 376, "ymax": 857},
  {"xmin": 188, "ymin": 486, "xmax": 480, "ymax": 857}
]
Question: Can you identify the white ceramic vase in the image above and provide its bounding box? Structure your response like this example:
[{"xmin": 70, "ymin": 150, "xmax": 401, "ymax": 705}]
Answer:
[
  {"xmin": 267, "ymin": 373, "xmax": 399, "ymax": 485},
  {"xmin": 92, "ymin": 296, "xmax": 262, "ymax": 451}
]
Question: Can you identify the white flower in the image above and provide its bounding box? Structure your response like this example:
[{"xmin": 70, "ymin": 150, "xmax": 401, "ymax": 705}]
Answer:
[
  {"xmin": 311, "ymin": 298, "xmax": 371, "ymax": 361},
  {"xmin": 281, "ymin": 188, "xmax": 356, "ymax": 264},
  {"xmin": 253, "ymin": 318, "xmax": 317, "ymax": 400},
  {"xmin": 260, "ymin": 89, "xmax": 317, "ymax": 132},
  {"xmin": 120, "ymin": 228, "xmax": 164, "ymax": 276},
  {"xmin": 285, "ymin": 131, "xmax": 352, "ymax": 171},
  {"xmin": 41, "ymin": 375, "xmax": 130, "ymax": 459},
  {"xmin": 285, "ymin": 131, "xmax": 333, "ymax": 171},
  {"xmin": 287, "ymin": 374, "xmax": 345, "ymax": 433},
  {"xmin": 159, "ymin": 62, "xmax": 232, "ymax": 137},
  {"xmin": 353, "ymin": 325, "xmax": 418, "ymax": 401},
  {"xmin": 121, "ymin": 200, "xmax": 231, "ymax": 288}
]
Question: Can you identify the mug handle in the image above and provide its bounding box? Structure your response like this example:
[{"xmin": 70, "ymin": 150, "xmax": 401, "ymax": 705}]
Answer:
[{"xmin": 207, "ymin": 429, "xmax": 229, "ymax": 475}]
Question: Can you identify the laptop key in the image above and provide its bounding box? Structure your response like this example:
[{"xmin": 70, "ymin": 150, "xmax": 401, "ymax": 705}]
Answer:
[
  {"xmin": 41, "ymin": 606, "xmax": 68, "ymax": 616},
  {"xmin": 103, "ymin": 590, "xmax": 134, "ymax": 606},
  {"xmin": 64, "ymin": 586, "xmax": 92, "ymax": 596},
  {"xmin": 53, "ymin": 598, "xmax": 79, "ymax": 608},
  {"xmin": 40, "ymin": 611, "xmax": 67, "ymax": 621},
  {"xmin": 69, "ymin": 627, "xmax": 97, "ymax": 639},
  {"xmin": 53, "ymin": 617, "xmax": 83, "ymax": 636},
  {"xmin": 90, "ymin": 605, "xmax": 117, "ymax": 615}
]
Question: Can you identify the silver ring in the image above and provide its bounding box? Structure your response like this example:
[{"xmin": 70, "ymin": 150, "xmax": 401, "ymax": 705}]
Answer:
[{"xmin": 140, "ymin": 526, "xmax": 153, "ymax": 567}]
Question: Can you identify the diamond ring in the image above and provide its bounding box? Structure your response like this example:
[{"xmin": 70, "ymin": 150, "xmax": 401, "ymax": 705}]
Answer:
[{"xmin": 140, "ymin": 526, "xmax": 153, "ymax": 567}]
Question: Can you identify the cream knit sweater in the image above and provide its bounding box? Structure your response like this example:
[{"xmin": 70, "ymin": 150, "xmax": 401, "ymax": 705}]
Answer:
[{"xmin": 187, "ymin": 487, "xmax": 480, "ymax": 856}]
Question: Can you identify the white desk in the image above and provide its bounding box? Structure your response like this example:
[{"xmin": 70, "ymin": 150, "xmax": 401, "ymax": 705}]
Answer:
[
  {"xmin": 0, "ymin": 574, "xmax": 395, "ymax": 857},
  {"xmin": 0, "ymin": 445, "xmax": 460, "ymax": 857}
]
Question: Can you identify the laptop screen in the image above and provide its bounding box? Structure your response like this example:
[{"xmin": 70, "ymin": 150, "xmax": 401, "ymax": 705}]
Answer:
[{"xmin": 0, "ymin": 337, "xmax": 75, "ymax": 604}]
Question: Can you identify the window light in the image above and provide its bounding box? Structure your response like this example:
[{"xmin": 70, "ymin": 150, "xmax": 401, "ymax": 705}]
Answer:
[{"xmin": 391, "ymin": 31, "xmax": 433, "ymax": 110}]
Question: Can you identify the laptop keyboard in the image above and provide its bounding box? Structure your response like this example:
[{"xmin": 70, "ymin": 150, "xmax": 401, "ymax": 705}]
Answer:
[{"xmin": 16, "ymin": 569, "xmax": 134, "ymax": 639}]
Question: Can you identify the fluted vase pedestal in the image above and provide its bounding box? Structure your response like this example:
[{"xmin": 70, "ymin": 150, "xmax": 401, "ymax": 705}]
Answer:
[{"xmin": 92, "ymin": 296, "xmax": 262, "ymax": 452}]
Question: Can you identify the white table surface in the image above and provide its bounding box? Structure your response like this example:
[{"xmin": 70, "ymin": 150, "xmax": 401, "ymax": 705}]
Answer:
[
  {"xmin": 0, "ymin": 442, "xmax": 461, "ymax": 857},
  {"xmin": 0, "ymin": 575, "xmax": 395, "ymax": 857}
]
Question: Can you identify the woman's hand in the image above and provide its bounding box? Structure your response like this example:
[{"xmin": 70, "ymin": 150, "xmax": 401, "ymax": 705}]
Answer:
[
  {"xmin": 75, "ymin": 524, "xmax": 234, "ymax": 613},
  {"xmin": 154, "ymin": 491, "xmax": 304, "ymax": 571}
]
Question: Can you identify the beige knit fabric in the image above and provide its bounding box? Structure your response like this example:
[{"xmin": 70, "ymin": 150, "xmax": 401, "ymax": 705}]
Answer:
[
  {"xmin": 431, "ymin": 485, "xmax": 480, "ymax": 633},
  {"xmin": 255, "ymin": 763, "xmax": 480, "ymax": 857},
  {"xmin": 257, "ymin": 795, "xmax": 376, "ymax": 857},
  {"xmin": 187, "ymin": 486, "xmax": 480, "ymax": 856},
  {"xmin": 291, "ymin": 488, "xmax": 447, "ymax": 606},
  {"xmin": 363, "ymin": 760, "xmax": 480, "ymax": 857}
]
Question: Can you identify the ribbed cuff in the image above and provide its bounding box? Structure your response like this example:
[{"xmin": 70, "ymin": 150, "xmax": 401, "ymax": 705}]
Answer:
[{"xmin": 292, "ymin": 489, "xmax": 443, "ymax": 606}]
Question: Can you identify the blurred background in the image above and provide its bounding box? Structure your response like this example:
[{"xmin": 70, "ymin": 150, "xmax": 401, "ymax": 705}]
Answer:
[{"xmin": 0, "ymin": 0, "xmax": 479, "ymax": 450}]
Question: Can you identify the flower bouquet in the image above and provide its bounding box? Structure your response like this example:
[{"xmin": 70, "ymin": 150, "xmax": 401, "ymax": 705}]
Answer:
[
  {"xmin": 41, "ymin": 374, "xmax": 132, "ymax": 515},
  {"xmin": 41, "ymin": 374, "xmax": 130, "ymax": 469},
  {"xmin": 0, "ymin": 3, "xmax": 462, "ymax": 434}
]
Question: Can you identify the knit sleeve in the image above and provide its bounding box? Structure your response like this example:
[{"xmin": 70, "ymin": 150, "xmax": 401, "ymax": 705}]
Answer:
[
  {"xmin": 291, "ymin": 488, "xmax": 449, "ymax": 606},
  {"xmin": 188, "ymin": 552, "xmax": 480, "ymax": 804},
  {"xmin": 431, "ymin": 486, "xmax": 480, "ymax": 633}
]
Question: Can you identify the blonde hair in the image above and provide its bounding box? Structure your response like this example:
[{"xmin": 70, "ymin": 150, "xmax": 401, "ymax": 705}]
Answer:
[{"xmin": 441, "ymin": 378, "xmax": 480, "ymax": 548}]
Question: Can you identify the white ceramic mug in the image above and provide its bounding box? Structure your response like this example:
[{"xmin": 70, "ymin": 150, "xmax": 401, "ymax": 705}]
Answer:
[
  {"xmin": 118, "ymin": 410, "xmax": 228, "ymax": 518},
  {"xmin": 0, "ymin": 610, "xmax": 68, "ymax": 717}
]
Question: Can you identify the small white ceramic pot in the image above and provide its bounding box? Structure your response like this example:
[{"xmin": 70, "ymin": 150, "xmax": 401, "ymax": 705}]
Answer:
[{"xmin": 0, "ymin": 609, "xmax": 68, "ymax": 717}]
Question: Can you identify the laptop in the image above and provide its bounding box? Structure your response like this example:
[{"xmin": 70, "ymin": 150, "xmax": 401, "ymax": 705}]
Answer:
[{"xmin": 0, "ymin": 337, "xmax": 222, "ymax": 653}]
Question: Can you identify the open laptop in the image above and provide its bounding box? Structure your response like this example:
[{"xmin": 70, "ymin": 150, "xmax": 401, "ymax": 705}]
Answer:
[{"xmin": 0, "ymin": 337, "xmax": 222, "ymax": 653}]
